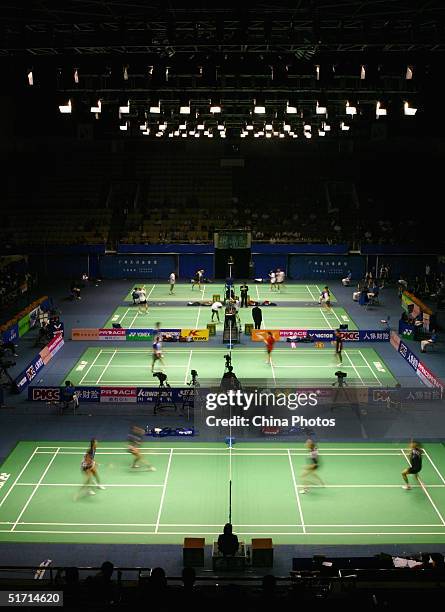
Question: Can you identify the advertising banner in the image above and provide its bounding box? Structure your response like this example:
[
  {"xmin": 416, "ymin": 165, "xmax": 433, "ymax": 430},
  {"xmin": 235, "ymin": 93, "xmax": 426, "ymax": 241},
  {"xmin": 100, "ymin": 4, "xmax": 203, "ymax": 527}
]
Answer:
[
  {"xmin": 179, "ymin": 329, "xmax": 210, "ymax": 342},
  {"xmin": 15, "ymin": 338, "xmax": 65, "ymax": 393},
  {"xmin": 100, "ymin": 387, "xmax": 137, "ymax": 403},
  {"xmin": 18, "ymin": 313, "xmax": 30, "ymax": 338},
  {"xmin": 28, "ymin": 386, "xmax": 100, "ymax": 402},
  {"xmin": 397, "ymin": 339, "xmax": 444, "ymax": 392},
  {"xmin": 98, "ymin": 328, "xmax": 127, "ymax": 341},
  {"xmin": 252, "ymin": 329, "xmax": 390, "ymax": 342},
  {"xmin": 2, "ymin": 323, "xmax": 18, "ymax": 344},
  {"xmin": 126, "ymin": 330, "xmax": 153, "ymax": 342},
  {"xmin": 29, "ymin": 306, "xmax": 41, "ymax": 329},
  {"xmin": 72, "ymin": 328, "xmax": 100, "ymax": 340}
]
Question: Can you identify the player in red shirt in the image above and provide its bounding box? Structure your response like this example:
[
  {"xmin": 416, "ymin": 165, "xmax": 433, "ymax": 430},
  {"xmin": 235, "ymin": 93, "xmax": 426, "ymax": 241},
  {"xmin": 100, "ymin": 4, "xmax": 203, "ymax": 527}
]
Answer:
[{"xmin": 264, "ymin": 332, "xmax": 276, "ymax": 365}]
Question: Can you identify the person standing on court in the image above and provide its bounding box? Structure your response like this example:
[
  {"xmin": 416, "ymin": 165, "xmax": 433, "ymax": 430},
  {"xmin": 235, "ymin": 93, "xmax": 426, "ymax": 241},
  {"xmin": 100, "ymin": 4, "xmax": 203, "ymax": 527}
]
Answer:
[
  {"xmin": 334, "ymin": 330, "xmax": 343, "ymax": 364},
  {"xmin": 252, "ymin": 305, "xmax": 262, "ymax": 329},
  {"xmin": 169, "ymin": 272, "xmax": 176, "ymax": 295},
  {"xmin": 402, "ymin": 440, "xmax": 423, "ymax": 490},
  {"xmin": 239, "ymin": 282, "xmax": 249, "ymax": 308}
]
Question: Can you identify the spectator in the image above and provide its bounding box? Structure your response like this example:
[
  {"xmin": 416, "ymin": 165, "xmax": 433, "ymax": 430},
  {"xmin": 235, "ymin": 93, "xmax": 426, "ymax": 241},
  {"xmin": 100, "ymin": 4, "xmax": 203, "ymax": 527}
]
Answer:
[
  {"xmin": 421, "ymin": 330, "xmax": 437, "ymax": 353},
  {"xmin": 342, "ymin": 270, "xmax": 352, "ymax": 286},
  {"xmin": 217, "ymin": 523, "xmax": 239, "ymax": 556}
]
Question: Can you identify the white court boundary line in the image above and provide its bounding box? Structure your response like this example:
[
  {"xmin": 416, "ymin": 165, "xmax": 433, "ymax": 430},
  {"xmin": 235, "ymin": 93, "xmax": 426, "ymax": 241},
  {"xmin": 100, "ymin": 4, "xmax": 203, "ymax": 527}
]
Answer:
[
  {"xmin": 401, "ymin": 449, "xmax": 445, "ymax": 526},
  {"xmin": 3, "ymin": 445, "xmax": 445, "ymax": 536},
  {"xmin": 155, "ymin": 449, "xmax": 173, "ymax": 533},
  {"xmin": 79, "ymin": 348, "xmax": 103, "ymax": 385},
  {"xmin": 10, "ymin": 448, "xmax": 60, "ymax": 532},
  {"xmin": 287, "ymin": 449, "xmax": 306, "ymax": 533}
]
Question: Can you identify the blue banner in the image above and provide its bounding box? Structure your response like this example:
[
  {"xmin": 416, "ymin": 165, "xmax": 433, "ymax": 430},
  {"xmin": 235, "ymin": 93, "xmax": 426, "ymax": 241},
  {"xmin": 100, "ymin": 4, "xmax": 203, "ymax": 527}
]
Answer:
[
  {"xmin": 281, "ymin": 329, "xmax": 390, "ymax": 342},
  {"xmin": 288, "ymin": 254, "xmax": 365, "ymax": 280},
  {"xmin": 2, "ymin": 323, "xmax": 18, "ymax": 344}
]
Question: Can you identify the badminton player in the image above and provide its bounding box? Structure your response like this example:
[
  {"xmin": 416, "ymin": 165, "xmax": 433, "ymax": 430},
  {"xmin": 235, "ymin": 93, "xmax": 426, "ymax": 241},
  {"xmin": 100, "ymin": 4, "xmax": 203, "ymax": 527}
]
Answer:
[
  {"xmin": 319, "ymin": 286, "xmax": 332, "ymax": 310},
  {"xmin": 169, "ymin": 272, "xmax": 176, "ymax": 294},
  {"xmin": 402, "ymin": 440, "xmax": 423, "ymax": 490},
  {"xmin": 334, "ymin": 330, "xmax": 343, "ymax": 364},
  {"xmin": 128, "ymin": 426, "xmax": 156, "ymax": 471},
  {"xmin": 264, "ymin": 332, "xmax": 276, "ymax": 365},
  {"xmin": 300, "ymin": 439, "xmax": 325, "ymax": 494},
  {"xmin": 138, "ymin": 287, "xmax": 148, "ymax": 314},
  {"xmin": 86, "ymin": 439, "xmax": 105, "ymax": 489},
  {"xmin": 151, "ymin": 335, "xmax": 165, "ymax": 372}
]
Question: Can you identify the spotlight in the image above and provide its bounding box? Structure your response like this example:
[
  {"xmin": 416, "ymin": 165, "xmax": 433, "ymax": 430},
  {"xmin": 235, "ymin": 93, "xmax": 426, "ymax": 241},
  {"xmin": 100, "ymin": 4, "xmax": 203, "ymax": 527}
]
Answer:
[
  {"xmin": 58, "ymin": 100, "xmax": 72, "ymax": 114},
  {"xmin": 360, "ymin": 65, "xmax": 366, "ymax": 80},
  {"xmin": 406, "ymin": 66, "xmax": 413, "ymax": 80},
  {"xmin": 346, "ymin": 101, "xmax": 357, "ymax": 116},
  {"xmin": 123, "ymin": 65, "xmax": 129, "ymax": 80},
  {"xmin": 210, "ymin": 100, "xmax": 221, "ymax": 113},
  {"xmin": 376, "ymin": 100, "xmax": 387, "ymax": 118},
  {"xmin": 149, "ymin": 101, "xmax": 161, "ymax": 113},
  {"xmin": 340, "ymin": 121, "xmax": 350, "ymax": 131},
  {"xmin": 90, "ymin": 100, "xmax": 101, "ymax": 113},
  {"xmin": 119, "ymin": 101, "xmax": 130, "ymax": 115},
  {"xmin": 74, "ymin": 69, "xmax": 79, "ymax": 84},
  {"xmin": 120, "ymin": 121, "xmax": 129, "ymax": 131},
  {"xmin": 27, "ymin": 70, "xmax": 33, "ymax": 86},
  {"xmin": 254, "ymin": 98, "xmax": 266, "ymax": 114},
  {"xmin": 286, "ymin": 101, "xmax": 297, "ymax": 114},
  {"xmin": 180, "ymin": 101, "xmax": 191, "ymax": 114},
  {"xmin": 404, "ymin": 101, "xmax": 417, "ymax": 116},
  {"xmin": 316, "ymin": 100, "xmax": 327, "ymax": 114}
]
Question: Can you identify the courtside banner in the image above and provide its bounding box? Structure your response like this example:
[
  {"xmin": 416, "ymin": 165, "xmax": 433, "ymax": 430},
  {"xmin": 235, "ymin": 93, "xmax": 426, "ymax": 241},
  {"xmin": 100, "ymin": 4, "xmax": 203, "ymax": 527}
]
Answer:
[
  {"xmin": 2, "ymin": 323, "xmax": 18, "ymax": 344},
  {"xmin": 28, "ymin": 386, "xmax": 100, "ymax": 402},
  {"xmin": 126, "ymin": 329, "xmax": 153, "ymax": 341},
  {"xmin": 98, "ymin": 328, "xmax": 127, "ymax": 341},
  {"xmin": 100, "ymin": 387, "xmax": 137, "ymax": 403},
  {"xmin": 180, "ymin": 329, "xmax": 210, "ymax": 341},
  {"xmin": 15, "ymin": 337, "xmax": 65, "ymax": 393},
  {"xmin": 72, "ymin": 328, "xmax": 100, "ymax": 340},
  {"xmin": 136, "ymin": 387, "xmax": 187, "ymax": 403},
  {"xmin": 253, "ymin": 329, "xmax": 390, "ymax": 342},
  {"xmin": 18, "ymin": 313, "xmax": 30, "ymax": 337},
  {"xmin": 397, "ymin": 339, "xmax": 444, "ymax": 392}
]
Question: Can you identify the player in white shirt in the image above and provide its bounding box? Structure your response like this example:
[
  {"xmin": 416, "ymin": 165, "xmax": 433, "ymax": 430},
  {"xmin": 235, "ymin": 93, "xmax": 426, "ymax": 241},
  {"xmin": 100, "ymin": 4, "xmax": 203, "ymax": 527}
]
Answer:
[
  {"xmin": 211, "ymin": 300, "xmax": 223, "ymax": 322},
  {"xmin": 169, "ymin": 272, "xmax": 176, "ymax": 294},
  {"xmin": 276, "ymin": 269, "xmax": 285, "ymax": 290},
  {"xmin": 269, "ymin": 270, "xmax": 277, "ymax": 291}
]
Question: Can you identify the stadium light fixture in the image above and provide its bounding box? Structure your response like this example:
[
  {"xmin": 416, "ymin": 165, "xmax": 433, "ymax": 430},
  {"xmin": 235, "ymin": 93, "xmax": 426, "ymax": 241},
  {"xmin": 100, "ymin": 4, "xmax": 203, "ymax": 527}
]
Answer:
[
  {"xmin": 123, "ymin": 65, "xmax": 129, "ymax": 80},
  {"xmin": 149, "ymin": 101, "xmax": 161, "ymax": 113},
  {"xmin": 142, "ymin": 128, "xmax": 150, "ymax": 136},
  {"xmin": 283, "ymin": 123, "xmax": 290, "ymax": 132},
  {"xmin": 254, "ymin": 98, "xmax": 266, "ymax": 114},
  {"xmin": 119, "ymin": 121, "xmax": 128, "ymax": 131},
  {"xmin": 197, "ymin": 123, "xmax": 205, "ymax": 130},
  {"xmin": 340, "ymin": 121, "xmax": 350, "ymax": 131},
  {"xmin": 246, "ymin": 124, "xmax": 254, "ymax": 131},
  {"xmin": 180, "ymin": 101, "xmax": 191, "ymax": 114},
  {"xmin": 119, "ymin": 101, "xmax": 130, "ymax": 115},
  {"xmin": 286, "ymin": 101, "xmax": 297, "ymax": 114},
  {"xmin": 90, "ymin": 100, "xmax": 101, "ymax": 113},
  {"xmin": 217, "ymin": 123, "xmax": 225, "ymax": 130},
  {"xmin": 376, "ymin": 100, "xmax": 387, "ymax": 118},
  {"xmin": 179, "ymin": 122, "xmax": 187, "ymax": 130},
  {"xmin": 210, "ymin": 99, "xmax": 221, "ymax": 113},
  {"xmin": 346, "ymin": 101, "xmax": 357, "ymax": 116},
  {"xmin": 265, "ymin": 123, "xmax": 273, "ymax": 130},
  {"xmin": 316, "ymin": 100, "xmax": 327, "ymax": 114},
  {"xmin": 74, "ymin": 69, "xmax": 79, "ymax": 84},
  {"xmin": 279, "ymin": 133, "xmax": 285, "ymax": 138},
  {"xmin": 27, "ymin": 70, "xmax": 33, "ymax": 86},
  {"xmin": 265, "ymin": 132, "xmax": 272, "ymax": 138},
  {"xmin": 315, "ymin": 65, "xmax": 320, "ymax": 80},
  {"xmin": 406, "ymin": 66, "xmax": 413, "ymax": 80},
  {"xmin": 318, "ymin": 128, "xmax": 325, "ymax": 136},
  {"xmin": 140, "ymin": 122, "xmax": 148, "ymax": 131},
  {"xmin": 360, "ymin": 65, "xmax": 366, "ymax": 80},
  {"xmin": 58, "ymin": 99, "xmax": 72, "ymax": 114},
  {"xmin": 404, "ymin": 101, "xmax": 417, "ymax": 116}
]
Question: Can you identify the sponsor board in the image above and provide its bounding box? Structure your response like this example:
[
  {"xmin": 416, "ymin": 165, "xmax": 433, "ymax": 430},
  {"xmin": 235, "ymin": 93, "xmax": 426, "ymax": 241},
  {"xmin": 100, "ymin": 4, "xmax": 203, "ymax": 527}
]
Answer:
[
  {"xmin": 99, "ymin": 328, "xmax": 127, "ymax": 341},
  {"xmin": 136, "ymin": 387, "xmax": 186, "ymax": 403},
  {"xmin": 72, "ymin": 328, "xmax": 100, "ymax": 340},
  {"xmin": 160, "ymin": 330, "xmax": 181, "ymax": 342},
  {"xmin": 29, "ymin": 387, "xmax": 61, "ymax": 401},
  {"xmin": 397, "ymin": 339, "xmax": 444, "ymax": 392},
  {"xmin": 15, "ymin": 338, "xmax": 64, "ymax": 393},
  {"xmin": 179, "ymin": 329, "xmax": 210, "ymax": 341},
  {"xmin": 100, "ymin": 387, "xmax": 137, "ymax": 403},
  {"xmin": 252, "ymin": 330, "xmax": 281, "ymax": 342},
  {"xmin": 126, "ymin": 329, "xmax": 153, "ymax": 342},
  {"xmin": 2, "ymin": 323, "xmax": 18, "ymax": 344},
  {"xmin": 18, "ymin": 313, "xmax": 30, "ymax": 337},
  {"xmin": 29, "ymin": 306, "xmax": 41, "ymax": 329}
]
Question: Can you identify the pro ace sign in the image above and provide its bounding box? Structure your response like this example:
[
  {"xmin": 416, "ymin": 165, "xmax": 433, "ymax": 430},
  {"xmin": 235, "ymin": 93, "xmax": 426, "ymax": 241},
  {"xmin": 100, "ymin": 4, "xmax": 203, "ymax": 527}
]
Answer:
[{"xmin": 100, "ymin": 387, "xmax": 137, "ymax": 403}]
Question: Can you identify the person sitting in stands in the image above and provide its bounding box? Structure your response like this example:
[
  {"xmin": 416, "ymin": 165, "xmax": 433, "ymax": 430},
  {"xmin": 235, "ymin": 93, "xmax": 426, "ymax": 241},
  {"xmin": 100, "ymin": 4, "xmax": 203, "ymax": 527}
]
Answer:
[
  {"xmin": 421, "ymin": 329, "xmax": 438, "ymax": 353},
  {"xmin": 217, "ymin": 523, "xmax": 239, "ymax": 556},
  {"xmin": 342, "ymin": 270, "xmax": 352, "ymax": 286}
]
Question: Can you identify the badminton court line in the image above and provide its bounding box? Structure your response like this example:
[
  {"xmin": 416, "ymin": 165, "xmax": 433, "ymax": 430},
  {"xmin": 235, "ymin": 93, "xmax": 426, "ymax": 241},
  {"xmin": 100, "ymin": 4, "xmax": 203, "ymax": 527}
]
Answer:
[
  {"xmin": 155, "ymin": 448, "xmax": 174, "ymax": 533},
  {"xmin": 287, "ymin": 449, "xmax": 306, "ymax": 534},
  {"xmin": 79, "ymin": 348, "xmax": 103, "ymax": 385},
  {"xmin": 401, "ymin": 449, "xmax": 445, "ymax": 526},
  {"xmin": 0, "ymin": 447, "xmax": 40, "ymax": 509},
  {"xmin": 10, "ymin": 448, "xmax": 61, "ymax": 532}
]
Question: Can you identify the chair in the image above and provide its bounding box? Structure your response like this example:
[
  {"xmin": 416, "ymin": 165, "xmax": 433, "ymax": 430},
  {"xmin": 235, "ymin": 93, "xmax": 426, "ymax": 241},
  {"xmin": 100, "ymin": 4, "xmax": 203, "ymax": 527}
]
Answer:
[
  {"xmin": 212, "ymin": 541, "xmax": 247, "ymax": 570},
  {"xmin": 251, "ymin": 538, "xmax": 273, "ymax": 567},
  {"xmin": 183, "ymin": 537, "xmax": 205, "ymax": 567}
]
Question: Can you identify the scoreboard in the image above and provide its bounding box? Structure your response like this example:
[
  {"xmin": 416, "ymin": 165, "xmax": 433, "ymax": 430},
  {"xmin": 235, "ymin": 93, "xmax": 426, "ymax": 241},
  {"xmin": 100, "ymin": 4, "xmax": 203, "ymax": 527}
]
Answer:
[{"xmin": 214, "ymin": 230, "xmax": 251, "ymax": 249}]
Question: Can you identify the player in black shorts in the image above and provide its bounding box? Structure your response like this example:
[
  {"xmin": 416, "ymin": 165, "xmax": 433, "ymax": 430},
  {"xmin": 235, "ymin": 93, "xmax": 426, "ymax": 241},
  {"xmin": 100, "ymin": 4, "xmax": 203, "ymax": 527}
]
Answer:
[
  {"xmin": 334, "ymin": 330, "xmax": 343, "ymax": 364},
  {"xmin": 402, "ymin": 440, "xmax": 423, "ymax": 490},
  {"xmin": 300, "ymin": 439, "xmax": 325, "ymax": 494},
  {"xmin": 128, "ymin": 426, "xmax": 156, "ymax": 471}
]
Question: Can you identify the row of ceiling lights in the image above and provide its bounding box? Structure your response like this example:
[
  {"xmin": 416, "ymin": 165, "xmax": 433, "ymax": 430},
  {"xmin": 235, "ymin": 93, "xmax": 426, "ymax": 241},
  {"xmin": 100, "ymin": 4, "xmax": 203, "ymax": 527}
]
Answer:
[{"xmin": 58, "ymin": 98, "xmax": 418, "ymax": 118}]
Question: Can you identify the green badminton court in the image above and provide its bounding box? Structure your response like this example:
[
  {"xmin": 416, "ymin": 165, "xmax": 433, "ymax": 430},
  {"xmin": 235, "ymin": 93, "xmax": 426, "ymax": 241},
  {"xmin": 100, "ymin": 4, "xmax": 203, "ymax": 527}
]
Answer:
[
  {"xmin": 1, "ymin": 442, "xmax": 445, "ymax": 545},
  {"xmin": 105, "ymin": 305, "xmax": 354, "ymax": 330},
  {"xmin": 64, "ymin": 346, "xmax": 396, "ymax": 387},
  {"xmin": 124, "ymin": 283, "xmax": 337, "ymax": 304}
]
